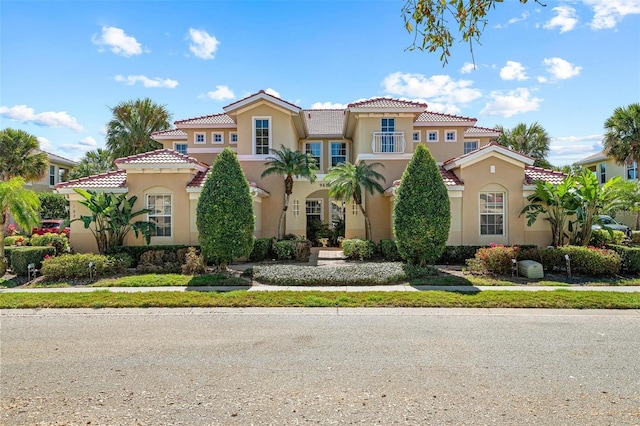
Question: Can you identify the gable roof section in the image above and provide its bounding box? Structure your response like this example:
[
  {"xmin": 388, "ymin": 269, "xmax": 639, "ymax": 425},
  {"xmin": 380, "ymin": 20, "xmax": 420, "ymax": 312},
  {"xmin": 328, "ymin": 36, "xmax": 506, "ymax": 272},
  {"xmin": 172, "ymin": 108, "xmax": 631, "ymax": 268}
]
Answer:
[
  {"xmin": 347, "ymin": 97, "xmax": 427, "ymax": 110},
  {"xmin": 443, "ymin": 142, "xmax": 535, "ymax": 170},
  {"xmin": 223, "ymin": 90, "xmax": 302, "ymax": 114},
  {"xmin": 55, "ymin": 169, "xmax": 127, "ymax": 192},
  {"xmin": 303, "ymin": 109, "xmax": 346, "ymax": 137},
  {"xmin": 524, "ymin": 166, "xmax": 567, "ymax": 184},
  {"xmin": 174, "ymin": 113, "xmax": 236, "ymax": 129},
  {"xmin": 385, "ymin": 166, "xmax": 464, "ymax": 195},
  {"xmin": 187, "ymin": 169, "xmax": 270, "ymax": 197},
  {"xmin": 38, "ymin": 150, "xmax": 78, "ymax": 167},
  {"xmin": 464, "ymin": 126, "xmax": 501, "ymax": 138},
  {"xmin": 151, "ymin": 128, "xmax": 188, "ymax": 139},
  {"xmin": 414, "ymin": 111, "xmax": 476, "ymax": 127},
  {"xmin": 115, "ymin": 148, "xmax": 208, "ymax": 172},
  {"xmin": 575, "ymin": 151, "xmax": 608, "ymax": 165}
]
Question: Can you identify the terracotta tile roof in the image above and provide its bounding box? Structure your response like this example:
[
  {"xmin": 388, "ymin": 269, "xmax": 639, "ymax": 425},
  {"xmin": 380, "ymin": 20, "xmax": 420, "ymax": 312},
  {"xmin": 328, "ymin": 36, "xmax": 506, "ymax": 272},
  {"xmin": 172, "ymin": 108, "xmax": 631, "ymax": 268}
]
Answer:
[
  {"xmin": 151, "ymin": 128, "xmax": 187, "ymax": 137},
  {"xmin": 389, "ymin": 167, "xmax": 463, "ymax": 189},
  {"xmin": 347, "ymin": 97, "xmax": 427, "ymax": 109},
  {"xmin": 174, "ymin": 113, "xmax": 235, "ymax": 125},
  {"xmin": 114, "ymin": 148, "xmax": 205, "ymax": 166},
  {"xmin": 303, "ymin": 109, "xmax": 346, "ymax": 135},
  {"xmin": 524, "ymin": 166, "xmax": 567, "ymax": 184},
  {"xmin": 223, "ymin": 90, "xmax": 302, "ymax": 111},
  {"xmin": 187, "ymin": 170, "xmax": 269, "ymax": 194},
  {"xmin": 55, "ymin": 170, "xmax": 126, "ymax": 189},
  {"xmin": 465, "ymin": 126, "xmax": 501, "ymax": 137},
  {"xmin": 415, "ymin": 111, "xmax": 476, "ymax": 123}
]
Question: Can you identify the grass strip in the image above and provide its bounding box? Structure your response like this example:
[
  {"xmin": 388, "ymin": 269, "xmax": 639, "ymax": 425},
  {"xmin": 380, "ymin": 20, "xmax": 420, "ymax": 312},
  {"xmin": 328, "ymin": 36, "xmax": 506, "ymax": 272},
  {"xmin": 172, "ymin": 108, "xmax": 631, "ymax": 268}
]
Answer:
[{"xmin": 1, "ymin": 290, "xmax": 639, "ymax": 309}]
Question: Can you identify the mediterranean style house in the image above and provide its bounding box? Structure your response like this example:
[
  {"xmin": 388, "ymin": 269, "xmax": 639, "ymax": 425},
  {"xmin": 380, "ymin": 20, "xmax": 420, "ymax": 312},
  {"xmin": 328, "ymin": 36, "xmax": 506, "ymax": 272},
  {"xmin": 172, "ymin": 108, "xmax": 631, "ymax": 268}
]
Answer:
[
  {"xmin": 56, "ymin": 90, "xmax": 565, "ymax": 253},
  {"xmin": 29, "ymin": 151, "xmax": 77, "ymax": 193}
]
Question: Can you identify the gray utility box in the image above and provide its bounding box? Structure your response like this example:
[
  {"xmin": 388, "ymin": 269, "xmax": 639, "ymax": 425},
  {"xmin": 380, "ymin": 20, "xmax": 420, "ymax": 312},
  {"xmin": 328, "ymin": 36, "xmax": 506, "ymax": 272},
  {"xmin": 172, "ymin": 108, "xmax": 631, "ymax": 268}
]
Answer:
[{"xmin": 518, "ymin": 260, "xmax": 544, "ymax": 279}]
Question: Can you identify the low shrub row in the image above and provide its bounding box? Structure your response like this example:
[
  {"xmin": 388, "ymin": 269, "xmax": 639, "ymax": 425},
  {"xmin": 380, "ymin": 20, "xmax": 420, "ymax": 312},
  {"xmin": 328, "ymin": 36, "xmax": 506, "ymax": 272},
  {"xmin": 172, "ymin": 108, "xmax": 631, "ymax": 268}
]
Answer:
[
  {"xmin": 41, "ymin": 253, "xmax": 129, "ymax": 279},
  {"xmin": 5, "ymin": 246, "xmax": 57, "ymax": 276},
  {"xmin": 107, "ymin": 245, "xmax": 197, "ymax": 267}
]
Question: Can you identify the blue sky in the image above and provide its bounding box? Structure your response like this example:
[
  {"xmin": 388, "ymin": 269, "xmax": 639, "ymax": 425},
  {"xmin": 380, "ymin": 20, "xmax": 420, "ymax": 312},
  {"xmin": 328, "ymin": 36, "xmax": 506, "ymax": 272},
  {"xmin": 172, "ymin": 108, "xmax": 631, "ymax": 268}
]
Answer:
[{"xmin": 1, "ymin": 0, "xmax": 639, "ymax": 166}]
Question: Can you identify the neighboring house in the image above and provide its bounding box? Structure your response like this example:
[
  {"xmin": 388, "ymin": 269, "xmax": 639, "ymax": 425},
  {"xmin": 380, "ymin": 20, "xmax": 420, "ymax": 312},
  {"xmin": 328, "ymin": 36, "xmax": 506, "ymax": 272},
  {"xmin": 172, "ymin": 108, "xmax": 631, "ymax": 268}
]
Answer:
[
  {"xmin": 28, "ymin": 151, "xmax": 77, "ymax": 192},
  {"xmin": 575, "ymin": 151, "xmax": 638, "ymax": 227},
  {"xmin": 56, "ymin": 90, "xmax": 564, "ymax": 253}
]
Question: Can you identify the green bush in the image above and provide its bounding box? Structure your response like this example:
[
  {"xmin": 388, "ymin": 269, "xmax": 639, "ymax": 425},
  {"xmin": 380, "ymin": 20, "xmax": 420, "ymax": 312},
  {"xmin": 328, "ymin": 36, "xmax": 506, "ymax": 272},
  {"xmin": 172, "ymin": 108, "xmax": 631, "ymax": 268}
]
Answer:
[
  {"xmin": 437, "ymin": 246, "xmax": 484, "ymax": 264},
  {"xmin": 107, "ymin": 245, "xmax": 197, "ymax": 267},
  {"xmin": 379, "ymin": 239, "xmax": 401, "ymax": 261},
  {"xmin": 41, "ymin": 253, "xmax": 125, "ymax": 279},
  {"xmin": 468, "ymin": 245, "xmax": 517, "ymax": 276},
  {"xmin": 342, "ymin": 238, "xmax": 376, "ymax": 261},
  {"xmin": 4, "ymin": 236, "xmax": 17, "ymax": 246},
  {"xmin": 272, "ymin": 239, "xmax": 311, "ymax": 261},
  {"xmin": 109, "ymin": 252, "xmax": 133, "ymax": 270},
  {"xmin": 589, "ymin": 229, "xmax": 626, "ymax": 247},
  {"xmin": 30, "ymin": 232, "xmax": 70, "ymax": 255},
  {"xmin": 632, "ymin": 231, "xmax": 640, "ymax": 244},
  {"xmin": 607, "ymin": 244, "xmax": 640, "ymax": 274},
  {"xmin": 4, "ymin": 236, "xmax": 29, "ymax": 246},
  {"xmin": 517, "ymin": 246, "xmax": 565, "ymax": 272},
  {"xmin": 561, "ymin": 246, "xmax": 621, "ymax": 276},
  {"xmin": 250, "ymin": 238, "xmax": 274, "ymax": 262},
  {"xmin": 9, "ymin": 246, "xmax": 57, "ymax": 276},
  {"xmin": 38, "ymin": 192, "xmax": 69, "ymax": 220}
]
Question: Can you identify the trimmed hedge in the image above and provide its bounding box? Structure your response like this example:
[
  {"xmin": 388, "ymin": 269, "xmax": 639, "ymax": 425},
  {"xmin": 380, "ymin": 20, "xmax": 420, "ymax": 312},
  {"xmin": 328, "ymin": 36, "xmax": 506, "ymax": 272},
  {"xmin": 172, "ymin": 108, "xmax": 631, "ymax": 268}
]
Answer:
[
  {"xmin": 379, "ymin": 239, "xmax": 401, "ymax": 261},
  {"xmin": 41, "ymin": 253, "xmax": 127, "ymax": 279},
  {"xmin": 8, "ymin": 246, "xmax": 56, "ymax": 276},
  {"xmin": 250, "ymin": 238, "xmax": 274, "ymax": 262},
  {"xmin": 607, "ymin": 244, "xmax": 640, "ymax": 275},
  {"xmin": 632, "ymin": 231, "xmax": 640, "ymax": 244},
  {"xmin": 30, "ymin": 232, "xmax": 70, "ymax": 255},
  {"xmin": 589, "ymin": 229, "xmax": 626, "ymax": 247},
  {"xmin": 272, "ymin": 239, "xmax": 311, "ymax": 262},
  {"xmin": 107, "ymin": 245, "xmax": 197, "ymax": 267},
  {"xmin": 342, "ymin": 239, "xmax": 376, "ymax": 261}
]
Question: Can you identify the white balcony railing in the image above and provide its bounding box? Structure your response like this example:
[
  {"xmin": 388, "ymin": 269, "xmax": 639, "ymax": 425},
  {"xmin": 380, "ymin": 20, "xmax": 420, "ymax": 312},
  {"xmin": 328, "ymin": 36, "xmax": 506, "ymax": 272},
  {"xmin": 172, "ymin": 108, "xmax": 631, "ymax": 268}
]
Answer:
[{"xmin": 371, "ymin": 132, "xmax": 406, "ymax": 154}]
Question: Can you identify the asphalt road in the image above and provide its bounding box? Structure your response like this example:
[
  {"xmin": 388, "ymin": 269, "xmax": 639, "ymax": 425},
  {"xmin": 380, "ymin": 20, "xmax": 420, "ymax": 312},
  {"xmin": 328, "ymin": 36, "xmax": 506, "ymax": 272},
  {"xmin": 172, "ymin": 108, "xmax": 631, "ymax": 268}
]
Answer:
[{"xmin": 2, "ymin": 308, "xmax": 639, "ymax": 425}]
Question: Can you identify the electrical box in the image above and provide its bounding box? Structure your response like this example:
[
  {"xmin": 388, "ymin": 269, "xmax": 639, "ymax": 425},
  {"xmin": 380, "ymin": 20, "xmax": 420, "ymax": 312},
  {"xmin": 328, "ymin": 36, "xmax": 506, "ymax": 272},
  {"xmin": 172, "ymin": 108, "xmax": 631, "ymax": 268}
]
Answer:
[{"xmin": 518, "ymin": 260, "xmax": 544, "ymax": 279}]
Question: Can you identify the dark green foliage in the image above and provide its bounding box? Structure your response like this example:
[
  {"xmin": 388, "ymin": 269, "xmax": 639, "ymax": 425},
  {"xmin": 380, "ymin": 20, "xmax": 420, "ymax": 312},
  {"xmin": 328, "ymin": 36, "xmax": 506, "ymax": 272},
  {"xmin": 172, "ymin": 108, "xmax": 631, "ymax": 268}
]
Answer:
[
  {"xmin": 9, "ymin": 246, "xmax": 56, "ymax": 276},
  {"xmin": 272, "ymin": 239, "xmax": 311, "ymax": 261},
  {"xmin": 379, "ymin": 239, "xmax": 401, "ymax": 261},
  {"xmin": 250, "ymin": 238, "xmax": 274, "ymax": 262},
  {"xmin": 561, "ymin": 246, "xmax": 621, "ymax": 276},
  {"xmin": 30, "ymin": 233, "xmax": 70, "ymax": 255},
  {"xmin": 606, "ymin": 245, "xmax": 640, "ymax": 274},
  {"xmin": 632, "ymin": 231, "xmax": 640, "ymax": 244},
  {"xmin": 341, "ymin": 238, "xmax": 376, "ymax": 260},
  {"xmin": 41, "ymin": 253, "xmax": 126, "ymax": 279},
  {"xmin": 197, "ymin": 148, "xmax": 254, "ymax": 268},
  {"xmin": 437, "ymin": 246, "xmax": 484, "ymax": 264},
  {"xmin": 38, "ymin": 193, "xmax": 69, "ymax": 220},
  {"xmin": 107, "ymin": 245, "xmax": 196, "ymax": 267},
  {"xmin": 394, "ymin": 144, "xmax": 450, "ymax": 266},
  {"xmin": 589, "ymin": 229, "xmax": 626, "ymax": 247}
]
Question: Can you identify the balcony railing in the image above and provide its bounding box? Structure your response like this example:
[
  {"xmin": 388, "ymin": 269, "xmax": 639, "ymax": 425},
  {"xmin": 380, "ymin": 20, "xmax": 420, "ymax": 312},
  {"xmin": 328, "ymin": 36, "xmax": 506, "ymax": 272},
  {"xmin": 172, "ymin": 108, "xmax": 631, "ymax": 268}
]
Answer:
[{"xmin": 371, "ymin": 132, "xmax": 406, "ymax": 154}]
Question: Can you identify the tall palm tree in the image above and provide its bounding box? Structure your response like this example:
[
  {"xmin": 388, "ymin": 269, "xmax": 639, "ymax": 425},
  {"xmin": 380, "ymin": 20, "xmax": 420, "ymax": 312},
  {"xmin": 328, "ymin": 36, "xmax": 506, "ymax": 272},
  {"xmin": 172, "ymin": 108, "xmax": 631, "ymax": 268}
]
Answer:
[
  {"xmin": 69, "ymin": 148, "xmax": 115, "ymax": 180},
  {"xmin": 602, "ymin": 103, "xmax": 640, "ymax": 166},
  {"xmin": 325, "ymin": 161, "xmax": 386, "ymax": 241},
  {"xmin": 495, "ymin": 122, "xmax": 551, "ymax": 168},
  {"xmin": 261, "ymin": 145, "xmax": 318, "ymax": 239},
  {"xmin": 0, "ymin": 128, "xmax": 48, "ymax": 182},
  {"xmin": 106, "ymin": 98, "xmax": 172, "ymax": 159},
  {"xmin": 0, "ymin": 177, "xmax": 40, "ymax": 274}
]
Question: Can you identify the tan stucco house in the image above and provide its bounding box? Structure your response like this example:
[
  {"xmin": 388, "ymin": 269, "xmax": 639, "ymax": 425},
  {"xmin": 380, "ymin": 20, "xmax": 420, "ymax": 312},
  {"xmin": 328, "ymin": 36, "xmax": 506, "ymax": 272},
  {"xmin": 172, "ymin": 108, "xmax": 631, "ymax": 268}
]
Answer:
[
  {"xmin": 29, "ymin": 151, "xmax": 77, "ymax": 193},
  {"xmin": 56, "ymin": 90, "xmax": 565, "ymax": 253}
]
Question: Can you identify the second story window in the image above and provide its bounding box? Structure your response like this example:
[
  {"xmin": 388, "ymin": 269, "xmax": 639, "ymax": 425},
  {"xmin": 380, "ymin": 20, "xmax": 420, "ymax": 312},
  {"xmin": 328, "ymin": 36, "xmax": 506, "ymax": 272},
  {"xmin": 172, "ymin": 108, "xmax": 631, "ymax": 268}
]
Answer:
[
  {"xmin": 599, "ymin": 163, "xmax": 607, "ymax": 184},
  {"xmin": 254, "ymin": 118, "xmax": 270, "ymax": 155},
  {"xmin": 195, "ymin": 133, "xmax": 205, "ymax": 144},
  {"xmin": 230, "ymin": 133, "xmax": 238, "ymax": 144},
  {"xmin": 175, "ymin": 143, "xmax": 187, "ymax": 155},
  {"xmin": 49, "ymin": 165, "xmax": 56, "ymax": 186},
  {"xmin": 330, "ymin": 142, "xmax": 347, "ymax": 167},
  {"xmin": 412, "ymin": 131, "xmax": 420, "ymax": 142},
  {"xmin": 627, "ymin": 161, "xmax": 637, "ymax": 180},
  {"xmin": 464, "ymin": 141, "xmax": 478, "ymax": 154},
  {"xmin": 212, "ymin": 133, "xmax": 223, "ymax": 144},
  {"xmin": 445, "ymin": 130, "xmax": 456, "ymax": 142},
  {"xmin": 427, "ymin": 131, "xmax": 438, "ymax": 142},
  {"xmin": 305, "ymin": 142, "xmax": 321, "ymax": 170}
]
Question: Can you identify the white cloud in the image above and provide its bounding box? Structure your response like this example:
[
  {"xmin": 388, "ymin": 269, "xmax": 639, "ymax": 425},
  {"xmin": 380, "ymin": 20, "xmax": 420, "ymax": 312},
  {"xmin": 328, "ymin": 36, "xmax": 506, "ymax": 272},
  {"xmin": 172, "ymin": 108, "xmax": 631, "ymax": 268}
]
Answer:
[
  {"xmin": 585, "ymin": 0, "xmax": 640, "ymax": 29},
  {"xmin": 188, "ymin": 28, "xmax": 219, "ymax": 59},
  {"xmin": 114, "ymin": 75, "xmax": 178, "ymax": 88},
  {"xmin": 202, "ymin": 85, "xmax": 235, "ymax": 100},
  {"xmin": 549, "ymin": 134, "xmax": 604, "ymax": 165},
  {"xmin": 382, "ymin": 72, "xmax": 482, "ymax": 105},
  {"xmin": 92, "ymin": 26, "xmax": 143, "ymax": 57},
  {"xmin": 421, "ymin": 102, "xmax": 461, "ymax": 115},
  {"xmin": 499, "ymin": 61, "xmax": 528, "ymax": 81},
  {"xmin": 0, "ymin": 105, "xmax": 83, "ymax": 131},
  {"xmin": 537, "ymin": 76, "xmax": 548, "ymax": 83},
  {"xmin": 543, "ymin": 6, "xmax": 578, "ymax": 33},
  {"xmin": 60, "ymin": 136, "xmax": 98, "ymax": 155},
  {"xmin": 508, "ymin": 12, "xmax": 529, "ymax": 25},
  {"xmin": 265, "ymin": 88, "xmax": 281, "ymax": 98},
  {"xmin": 460, "ymin": 62, "xmax": 476, "ymax": 74},
  {"xmin": 480, "ymin": 88, "xmax": 542, "ymax": 118},
  {"xmin": 543, "ymin": 57, "xmax": 582, "ymax": 80},
  {"xmin": 311, "ymin": 102, "xmax": 347, "ymax": 109},
  {"xmin": 36, "ymin": 136, "xmax": 52, "ymax": 151}
]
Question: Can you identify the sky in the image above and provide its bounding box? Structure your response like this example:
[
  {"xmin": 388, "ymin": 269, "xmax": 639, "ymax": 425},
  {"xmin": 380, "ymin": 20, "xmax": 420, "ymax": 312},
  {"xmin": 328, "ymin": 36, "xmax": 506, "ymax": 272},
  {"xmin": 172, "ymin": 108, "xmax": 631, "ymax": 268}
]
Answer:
[{"xmin": 1, "ymin": 0, "xmax": 639, "ymax": 167}]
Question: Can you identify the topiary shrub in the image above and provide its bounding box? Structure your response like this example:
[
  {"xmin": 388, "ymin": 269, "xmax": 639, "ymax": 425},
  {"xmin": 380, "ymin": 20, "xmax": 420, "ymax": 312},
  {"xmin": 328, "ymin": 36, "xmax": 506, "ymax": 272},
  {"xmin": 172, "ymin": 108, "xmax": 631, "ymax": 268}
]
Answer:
[
  {"xmin": 30, "ymin": 232, "xmax": 70, "ymax": 255},
  {"xmin": 342, "ymin": 238, "xmax": 375, "ymax": 261},
  {"xmin": 394, "ymin": 144, "xmax": 450, "ymax": 266},
  {"xmin": 41, "ymin": 253, "xmax": 125, "ymax": 279},
  {"xmin": 250, "ymin": 238, "xmax": 274, "ymax": 262},
  {"xmin": 605, "ymin": 245, "xmax": 640, "ymax": 275},
  {"xmin": 181, "ymin": 247, "xmax": 206, "ymax": 275},
  {"xmin": 467, "ymin": 244, "xmax": 517, "ymax": 276},
  {"xmin": 561, "ymin": 246, "xmax": 621, "ymax": 276},
  {"xmin": 589, "ymin": 229, "xmax": 626, "ymax": 247},
  {"xmin": 9, "ymin": 246, "xmax": 56, "ymax": 276},
  {"xmin": 379, "ymin": 239, "xmax": 401, "ymax": 261},
  {"xmin": 197, "ymin": 148, "xmax": 254, "ymax": 269}
]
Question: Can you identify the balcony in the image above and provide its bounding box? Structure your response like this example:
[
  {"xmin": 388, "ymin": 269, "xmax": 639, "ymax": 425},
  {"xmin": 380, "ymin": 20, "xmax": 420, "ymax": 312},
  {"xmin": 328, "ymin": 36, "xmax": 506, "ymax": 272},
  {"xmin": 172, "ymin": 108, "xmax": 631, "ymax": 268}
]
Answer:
[{"xmin": 371, "ymin": 132, "xmax": 406, "ymax": 154}]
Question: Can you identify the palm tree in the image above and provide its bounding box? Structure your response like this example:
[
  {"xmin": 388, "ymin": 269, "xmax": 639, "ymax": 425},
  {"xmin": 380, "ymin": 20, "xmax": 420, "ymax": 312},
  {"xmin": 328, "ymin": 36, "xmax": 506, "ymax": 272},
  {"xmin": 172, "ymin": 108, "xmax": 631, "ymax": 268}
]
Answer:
[
  {"xmin": 325, "ymin": 161, "xmax": 386, "ymax": 241},
  {"xmin": 0, "ymin": 128, "xmax": 48, "ymax": 181},
  {"xmin": 602, "ymin": 103, "xmax": 640, "ymax": 166},
  {"xmin": 261, "ymin": 145, "xmax": 318, "ymax": 239},
  {"xmin": 495, "ymin": 122, "xmax": 551, "ymax": 168},
  {"xmin": 69, "ymin": 148, "xmax": 115, "ymax": 180},
  {"xmin": 0, "ymin": 177, "xmax": 40, "ymax": 274},
  {"xmin": 106, "ymin": 98, "xmax": 172, "ymax": 159}
]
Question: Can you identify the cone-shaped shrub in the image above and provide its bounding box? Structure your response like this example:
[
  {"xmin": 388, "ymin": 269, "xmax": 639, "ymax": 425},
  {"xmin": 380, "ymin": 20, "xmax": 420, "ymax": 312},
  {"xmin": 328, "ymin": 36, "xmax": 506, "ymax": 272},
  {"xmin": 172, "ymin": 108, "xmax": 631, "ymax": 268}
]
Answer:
[
  {"xmin": 197, "ymin": 148, "xmax": 254, "ymax": 269},
  {"xmin": 393, "ymin": 143, "xmax": 450, "ymax": 266}
]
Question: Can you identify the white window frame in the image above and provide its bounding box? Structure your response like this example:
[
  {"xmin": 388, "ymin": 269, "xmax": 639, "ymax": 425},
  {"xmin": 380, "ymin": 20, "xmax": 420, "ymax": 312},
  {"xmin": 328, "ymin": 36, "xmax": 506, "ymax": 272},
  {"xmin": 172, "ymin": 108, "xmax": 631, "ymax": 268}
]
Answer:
[
  {"xmin": 230, "ymin": 132, "xmax": 238, "ymax": 144},
  {"xmin": 330, "ymin": 141, "xmax": 347, "ymax": 167},
  {"xmin": 427, "ymin": 131, "xmax": 438, "ymax": 142},
  {"xmin": 195, "ymin": 132, "xmax": 206, "ymax": 144},
  {"xmin": 463, "ymin": 140, "xmax": 478, "ymax": 155},
  {"xmin": 445, "ymin": 130, "xmax": 457, "ymax": 142},
  {"xmin": 174, "ymin": 143, "xmax": 188, "ymax": 155},
  {"xmin": 212, "ymin": 132, "xmax": 224, "ymax": 144},
  {"xmin": 293, "ymin": 199, "xmax": 300, "ymax": 216},
  {"xmin": 479, "ymin": 192, "xmax": 505, "ymax": 236},
  {"xmin": 412, "ymin": 131, "xmax": 421, "ymax": 142},
  {"xmin": 306, "ymin": 199, "xmax": 323, "ymax": 224},
  {"xmin": 627, "ymin": 161, "xmax": 637, "ymax": 180},
  {"xmin": 147, "ymin": 194, "xmax": 173, "ymax": 238},
  {"xmin": 49, "ymin": 165, "xmax": 56, "ymax": 187},
  {"xmin": 253, "ymin": 116, "xmax": 272, "ymax": 155},
  {"xmin": 305, "ymin": 141, "xmax": 322, "ymax": 171},
  {"xmin": 599, "ymin": 163, "xmax": 607, "ymax": 184}
]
